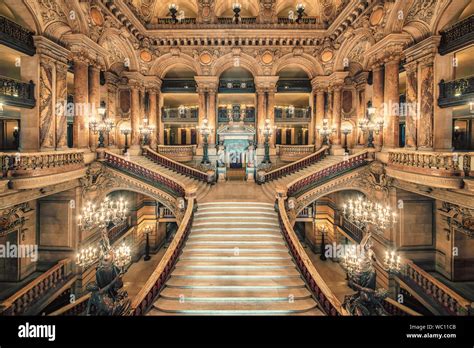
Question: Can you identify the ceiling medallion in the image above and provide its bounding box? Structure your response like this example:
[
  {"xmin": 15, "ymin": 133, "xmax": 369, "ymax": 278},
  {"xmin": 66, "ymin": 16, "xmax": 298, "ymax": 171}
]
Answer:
[
  {"xmin": 90, "ymin": 8, "xmax": 104, "ymax": 26},
  {"xmin": 199, "ymin": 52, "xmax": 212, "ymax": 65},
  {"xmin": 369, "ymin": 7, "xmax": 384, "ymax": 26},
  {"xmin": 261, "ymin": 51, "xmax": 273, "ymax": 65},
  {"xmin": 321, "ymin": 49, "xmax": 334, "ymax": 63},
  {"xmin": 140, "ymin": 50, "xmax": 152, "ymax": 62}
]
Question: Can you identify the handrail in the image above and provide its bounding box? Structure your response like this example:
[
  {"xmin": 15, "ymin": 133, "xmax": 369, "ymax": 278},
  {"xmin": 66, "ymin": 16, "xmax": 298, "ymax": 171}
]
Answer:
[
  {"xmin": 278, "ymin": 145, "xmax": 315, "ymax": 162},
  {"xmin": 402, "ymin": 260, "xmax": 472, "ymax": 316},
  {"xmin": 286, "ymin": 150, "xmax": 369, "ymax": 197},
  {"xmin": 143, "ymin": 146, "xmax": 212, "ymax": 183},
  {"xmin": 383, "ymin": 297, "xmax": 422, "ymax": 316},
  {"xmin": 104, "ymin": 151, "xmax": 186, "ymax": 197},
  {"xmin": 157, "ymin": 145, "xmax": 196, "ymax": 162},
  {"xmin": 0, "ymin": 258, "xmax": 73, "ymax": 315},
  {"xmin": 129, "ymin": 196, "xmax": 195, "ymax": 315},
  {"xmin": 48, "ymin": 293, "xmax": 91, "ymax": 316},
  {"xmin": 1, "ymin": 149, "xmax": 85, "ymax": 178},
  {"xmin": 277, "ymin": 198, "xmax": 348, "ymax": 316},
  {"xmin": 261, "ymin": 145, "xmax": 328, "ymax": 183}
]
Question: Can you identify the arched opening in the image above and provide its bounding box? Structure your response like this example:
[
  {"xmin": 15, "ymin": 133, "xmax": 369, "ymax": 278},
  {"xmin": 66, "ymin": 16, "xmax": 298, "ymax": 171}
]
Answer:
[
  {"xmin": 161, "ymin": 65, "xmax": 199, "ymax": 146},
  {"xmin": 275, "ymin": 66, "xmax": 312, "ymax": 148},
  {"xmin": 215, "ymin": 0, "xmax": 259, "ymax": 18}
]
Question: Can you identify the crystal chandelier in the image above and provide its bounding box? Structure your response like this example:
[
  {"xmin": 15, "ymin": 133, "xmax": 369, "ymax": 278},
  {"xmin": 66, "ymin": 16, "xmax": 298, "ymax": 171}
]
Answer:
[{"xmin": 342, "ymin": 196, "xmax": 397, "ymax": 233}]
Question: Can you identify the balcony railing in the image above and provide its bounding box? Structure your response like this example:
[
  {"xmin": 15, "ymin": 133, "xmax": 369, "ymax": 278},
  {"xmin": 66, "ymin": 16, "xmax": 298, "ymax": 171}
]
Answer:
[
  {"xmin": 439, "ymin": 15, "xmax": 474, "ymax": 55},
  {"xmin": 0, "ymin": 77, "xmax": 36, "ymax": 109},
  {"xmin": 130, "ymin": 197, "xmax": 195, "ymax": 315},
  {"xmin": 0, "ymin": 259, "xmax": 74, "ymax": 316},
  {"xmin": 218, "ymin": 106, "xmax": 256, "ymax": 123},
  {"xmin": 161, "ymin": 79, "xmax": 196, "ymax": 93},
  {"xmin": 0, "ymin": 15, "xmax": 35, "ymax": 56},
  {"xmin": 0, "ymin": 149, "xmax": 85, "ymax": 179},
  {"xmin": 277, "ymin": 145, "xmax": 315, "ymax": 162},
  {"xmin": 218, "ymin": 79, "xmax": 255, "ymax": 93},
  {"xmin": 438, "ymin": 76, "xmax": 474, "ymax": 108},
  {"xmin": 400, "ymin": 260, "xmax": 472, "ymax": 316},
  {"xmin": 104, "ymin": 151, "xmax": 186, "ymax": 197},
  {"xmin": 217, "ymin": 17, "xmax": 257, "ymax": 25},
  {"xmin": 161, "ymin": 107, "xmax": 198, "ymax": 123},
  {"xmin": 339, "ymin": 217, "xmax": 364, "ymax": 244},
  {"xmin": 275, "ymin": 106, "xmax": 311, "ymax": 122},
  {"xmin": 260, "ymin": 145, "xmax": 327, "ymax": 183},
  {"xmin": 155, "ymin": 18, "xmax": 197, "ymax": 25},
  {"xmin": 157, "ymin": 145, "xmax": 196, "ymax": 162},
  {"xmin": 277, "ymin": 79, "xmax": 312, "ymax": 93},
  {"xmin": 142, "ymin": 146, "xmax": 212, "ymax": 183}
]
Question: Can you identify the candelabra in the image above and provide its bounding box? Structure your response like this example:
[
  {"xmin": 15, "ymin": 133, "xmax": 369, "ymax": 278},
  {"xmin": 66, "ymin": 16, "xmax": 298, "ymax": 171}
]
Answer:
[
  {"xmin": 89, "ymin": 104, "xmax": 114, "ymax": 148},
  {"xmin": 199, "ymin": 118, "xmax": 212, "ymax": 164},
  {"xmin": 103, "ymin": 118, "xmax": 115, "ymax": 146},
  {"xmin": 139, "ymin": 118, "xmax": 155, "ymax": 146},
  {"xmin": 358, "ymin": 101, "xmax": 383, "ymax": 148},
  {"xmin": 384, "ymin": 250, "xmax": 401, "ymax": 273},
  {"xmin": 317, "ymin": 118, "xmax": 336, "ymax": 147},
  {"xmin": 318, "ymin": 224, "xmax": 328, "ymax": 261},
  {"xmin": 342, "ymin": 125, "xmax": 352, "ymax": 154},
  {"xmin": 76, "ymin": 197, "xmax": 130, "ymax": 269},
  {"xmin": 169, "ymin": 3, "xmax": 179, "ymax": 23},
  {"xmin": 232, "ymin": 3, "xmax": 241, "ymax": 23},
  {"xmin": 296, "ymin": 3, "xmax": 305, "ymax": 23},
  {"xmin": 89, "ymin": 116, "xmax": 106, "ymax": 148},
  {"xmin": 342, "ymin": 196, "xmax": 397, "ymax": 233},
  {"xmin": 261, "ymin": 118, "xmax": 273, "ymax": 164},
  {"xmin": 120, "ymin": 126, "xmax": 131, "ymax": 154}
]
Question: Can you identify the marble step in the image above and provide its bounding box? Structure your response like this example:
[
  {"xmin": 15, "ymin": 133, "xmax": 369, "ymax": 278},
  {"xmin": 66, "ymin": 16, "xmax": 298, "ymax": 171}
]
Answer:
[
  {"xmin": 170, "ymin": 268, "xmax": 301, "ymax": 278},
  {"xmin": 159, "ymin": 287, "xmax": 312, "ymax": 301},
  {"xmin": 165, "ymin": 276, "xmax": 306, "ymax": 289},
  {"xmin": 185, "ymin": 240, "xmax": 286, "ymax": 246},
  {"xmin": 174, "ymin": 261, "xmax": 296, "ymax": 269},
  {"xmin": 151, "ymin": 298, "xmax": 319, "ymax": 315},
  {"xmin": 183, "ymin": 245, "xmax": 289, "ymax": 253},
  {"xmin": 178, "ymin": 254, "xmax": 293, "ymax": 261},
  {"xmin": 188, "ymin": 233, "xmax": 284, "ymax": 240}
]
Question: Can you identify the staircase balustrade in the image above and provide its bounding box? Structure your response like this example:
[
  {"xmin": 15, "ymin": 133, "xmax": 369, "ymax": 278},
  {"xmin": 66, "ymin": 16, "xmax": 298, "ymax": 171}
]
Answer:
[
  {"xmin": 278, "ymin": 145, "xmax": 315, "ymax": 162},
  {"xmin": 157, "ymin": 145, "xmax": 196, "ymax": 162}
]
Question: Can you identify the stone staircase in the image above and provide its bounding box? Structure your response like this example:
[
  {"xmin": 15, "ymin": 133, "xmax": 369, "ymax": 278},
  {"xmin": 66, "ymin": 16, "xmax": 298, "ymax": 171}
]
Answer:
[
  {"xmin": 148, "ymin": 202, "xmax": 323, "ymax": 315},
  {"xmin": 130, "ymin": 155, "xmax": 211, "ymax": 200},
  {"xmin": 261, "ymin": 156, "xmax": 343, "ymax": 200}
]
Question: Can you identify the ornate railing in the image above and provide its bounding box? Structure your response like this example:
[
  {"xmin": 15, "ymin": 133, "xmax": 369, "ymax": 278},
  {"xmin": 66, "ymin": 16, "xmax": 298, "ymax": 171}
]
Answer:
[
  {"xmin": 0, "ymin": 77, "xmax": 36, "ymax": 108},
  {"xmin": 218, "ymin": 106, "xmax": 255, "ymax": 123},
  {"xmin": 439, "ymin": 15, "xmax": 474, "ymax": 55},
  {"xmin": 275, "ymin": 106, "xmax": 311, "ymax": 122},
  {"xmin": 218, "ymin": 79, "xmax": 255, "ymax": 93},
  {"xmin": 155, "ymin": 18, "xmax": 197, "ymax": 25},
  {"xmin": 339, "ymin": 217, "xmax": 364, "ymax": 244},
  {"xmin": 0, "ymin": 15, "xmax": 35, "ymax": 56},
  {"xmin": 161, "ymin": 106, "xmax": 198, "ymax": 122},
  {"xmin": 159, "ymin": 206, "xmax": 175, "ymax": 218},
  {"xmin": 382, "ymin": 297, "xmax": 422, "ymax": 316},
  {"xmin": 277, "ymin": 198, "xmax": 348, "ymax": 316},
  {"xmin": 129, "ymin": 196, "xmax": 195, "ymax": 315},
  {"xmin": 277, "ymin": 79, "xmax": 312, "ymax": 93},
  {"xmin": 438, "ymin": 76, "xmax": 474, "ymax": 108},
  {"xmin": 297, "ymin": 206, "xmax": 312, "ymax": 218},
  {"xmin": 108, "ymin": 221, "xmax": 131, "ymax": 245},
  {"xmin": 278, "ymin": 145, "xmax": 315, "ymax": 162},
  {"xmin": 388, "ymin": 149, "xmax": 474, "ymax": 177},
  {"xmin": 260, "ymin": 146, "xmax": 327, "ymax": 183},
  {"xmin": 104, "ymin": 151, "xmax": 186, "ymax": 197},
  {"xmin": 157, "ymin": 145, "xmax": 196, "ymax": 162},
  {"xmin": 217, "ymin": 17, "xmax": 257, "ymax": 25},
  {"xmin": 287, "ymin": 151, "xmax": 369, "ymax": 197},
  {"xmin": 161, "ymin": 79, "xmax": 197, "ymax": 93},
  {"xmin": 0, "ymin": 149, "xmax": 85, "ymax": 179},
  {"xmin": 400, "ymin": 260, "xmax": 472, "ymax": 316},
  {"xmin": 0, "ymin": 259, "xmax": 74, "ymax": 316},
  {"xmin": 143, "ymin": 146, "xmax": 212, "ymax": 183},
  {"xmin": 48, "ymin": 293, "xmax": 91, "ymax": 316},
  {"xmin": 277, "ymin": 17, "xmax": 319, "ymax": 25}
]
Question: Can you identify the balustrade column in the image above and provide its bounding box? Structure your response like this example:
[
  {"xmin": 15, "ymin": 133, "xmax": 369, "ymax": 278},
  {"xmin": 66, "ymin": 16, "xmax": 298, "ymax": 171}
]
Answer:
[
  {"xmin": 383, "ymin": 58, "xmax": 401, "ymax": 149},
  {"xmin": 73, "ymin": 57, "xmax": 89, "ymax": 149},
  {"xmin": 372, "ymin": 65, "xmax": 384, "ymax": 148},
  {"xmin": 130, "ymin": 82, "xmax": 141, "ymax": 151},
  {"xmin": 148, "ymin": 88, "xmax": 158, "ymax": 149},
  {"xmin": 105, "ymin": 72, "xmax": 119, "ymax": 148},
  {"xmin": 417, "ymin": 57, "xmax": 435, "ymax": 150},
  {"xmin": 404, "ymin": 62, "xmax": 418, "ymax": 148},
  {"xmin": 88, "ymin": 64, "xmax": 101, "ymax": 149}
]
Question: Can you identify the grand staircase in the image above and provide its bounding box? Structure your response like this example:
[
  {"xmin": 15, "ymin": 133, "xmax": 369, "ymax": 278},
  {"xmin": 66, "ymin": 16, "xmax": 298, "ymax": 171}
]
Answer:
[
  {"xmin": 148, "ymin": 202, "xmax": 323, "ymax": 315},
  {"xmin": 130, "ymin": 155, "xmax": 211, "ymax": 200},
  {"xmin": 261, "ymin": 155, "xmax": 343, "ymax": 199}
]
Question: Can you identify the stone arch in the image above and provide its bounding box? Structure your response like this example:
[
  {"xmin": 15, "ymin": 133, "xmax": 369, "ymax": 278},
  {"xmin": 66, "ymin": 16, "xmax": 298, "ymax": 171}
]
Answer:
[
  {"xmin": 433, "ymin": 0, "xmax": 471, "ymax": 34},
  {"xmin": 150, "ymin": 53, "xmax": 202, "ymax": 79},
  {"xmin": 214, "ymin": 0, "xmax": 259, "ymax": 17},
  {"xmin": 154, "ymin": 0, "xmax": 199, "ymax": 17},
  {"xmin": 271, "ymin": 53, "xmax": 324, "ymax": 79},
  {"xmin": 212, "ymin": 52, "xmax": 263, "ymax": 77},
  {"xmin": 3, "ymin": 0, "xmax": 41, "ymax": 33},
  {"xmin": 98, "ymin": 29, "xmax": 140, "ymax": 72},
  {"xmin": 333, "ymin": 29, "xmax": 375, "ymax": 72}
]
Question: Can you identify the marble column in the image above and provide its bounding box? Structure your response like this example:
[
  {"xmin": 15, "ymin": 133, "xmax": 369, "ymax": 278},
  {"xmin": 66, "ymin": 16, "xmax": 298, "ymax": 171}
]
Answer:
[
  {"xmin": 148, "ymin": 88, "xmax": 158, "ymax": 149},
  {"xmin": 88, "ymin": 65, "xmax": 101, "ymax": 149},
  {"xmin": 315, "ymin": 89, "xmax": 325, "ymax": 148},
  {"xmin": 256, "ymin": 88, "xmax": 266, "ymax": 145},
  {"xmin": 197, "ymin": 88, "xmax": 206, "ymax": 146},
  {"xmin": 372, "ymin": 65, "xmax": 384, "ymax": 147},
  {"xmin": 55, "ymin": 62, "xmax": 68, "ymax": 149},
  {"xmin": 417, "ymin": 58, "xmax": 434, "ymax": 150},
  {"xmin": 158, "ymin": 93, "xmax": 164, "ymax": 145},
  {"xmin": 105, "ymin": 72, "xmax": 119, "ymax": 148},
  {"xmin": 267, "ymin": 88, "xmax": 276, "ymax": 147},
  {"xmin": 331, "ymin": 85, "xmax": 342, "ymax": 146},
  {"xmin": 130, "ymin": 82, "xmax": 141, "ymax": 150},
  {"xmin": 308, "ymin": 91, "xmax": 315, "ymax": 145},
  {"xmin": 356, "ymin": 87, "xmax": 366, "ymax": 146},
  {"xmin": 383, "ymin": 58, "xmax": 400, "ymax": 149},
  {"xmin": 208, "ymin": 88, "xmax": 217, "ymax": 145},
  {"xmin": 39, "ymin": 57, "xmax": 55, "ymax": 150},
  {"xmin": 404, "ymin": 62, "xmax": 418, "ymax": 148},
  {"xmin": 73, "ymin": 57, "xmax": 89, "ymax": 149}
]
